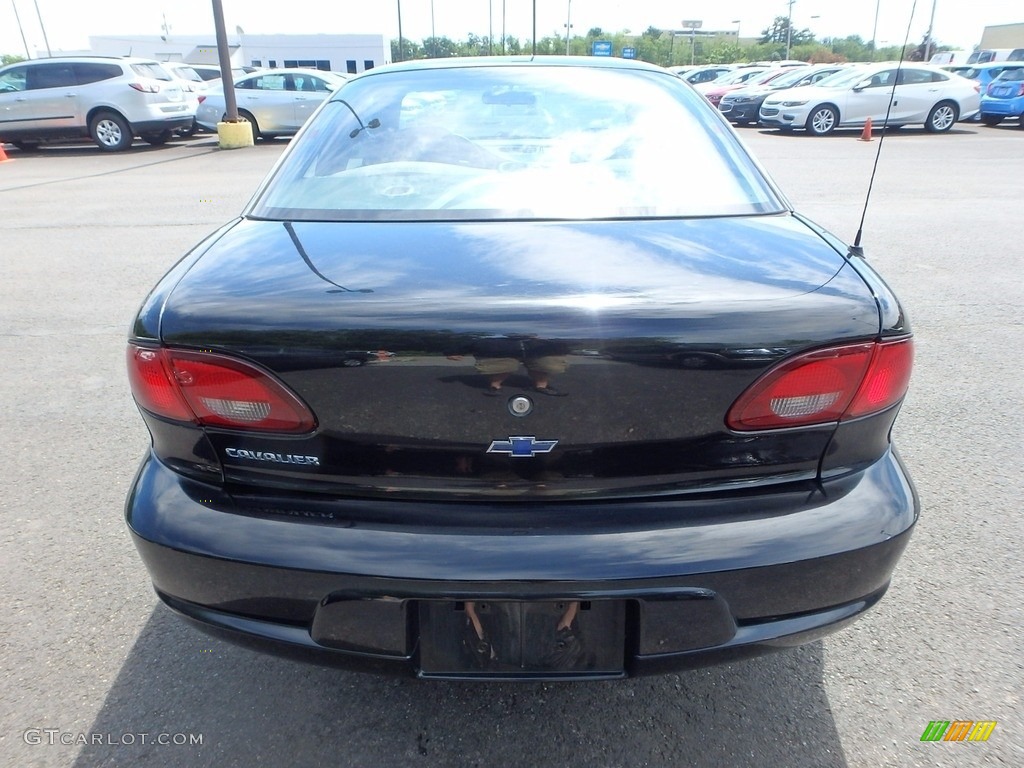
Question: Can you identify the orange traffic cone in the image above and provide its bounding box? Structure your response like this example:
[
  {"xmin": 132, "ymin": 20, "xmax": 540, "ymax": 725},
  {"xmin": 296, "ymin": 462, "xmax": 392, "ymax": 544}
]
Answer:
[
  {"xmin": 0, "ymin": 144, "xmax": 11, "ymax": 162},
  {"xmin": 858, "ymin": 118, "xmax": 873, "ymax": 142}
]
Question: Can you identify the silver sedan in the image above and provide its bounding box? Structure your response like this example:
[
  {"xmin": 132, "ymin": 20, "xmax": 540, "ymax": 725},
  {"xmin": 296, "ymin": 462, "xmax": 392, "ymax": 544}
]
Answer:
[{"xmin": 196, "ymin": 68, "xmax": 347, "ymax": 138}]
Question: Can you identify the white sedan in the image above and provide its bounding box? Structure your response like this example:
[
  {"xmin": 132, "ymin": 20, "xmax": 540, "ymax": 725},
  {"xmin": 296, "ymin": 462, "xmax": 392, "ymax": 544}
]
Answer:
[
  {"xmin": 196, "ymin": 68, "xmax": 347, "ymax": 138},
  {"xmin": 759, "ymin": 63, "xmax": 981, "ymax": 135}
]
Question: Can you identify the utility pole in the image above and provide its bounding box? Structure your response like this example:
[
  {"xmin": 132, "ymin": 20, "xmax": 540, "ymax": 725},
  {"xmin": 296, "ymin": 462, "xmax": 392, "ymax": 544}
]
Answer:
[{"xmin": 211, "ymin": 0, "xmax": 238, "ymax": 121}]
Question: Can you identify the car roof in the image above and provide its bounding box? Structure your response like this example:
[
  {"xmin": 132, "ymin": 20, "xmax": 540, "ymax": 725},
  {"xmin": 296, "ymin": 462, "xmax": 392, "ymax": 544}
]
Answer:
[
  {"xmin": 367, "ymin": 55, "xmax": 670, "ymax": 77},
  {"xmin": 0, "ymin": 55, "xmax": 162, "ymax": 66},
  {"xmin": 237, "ymin": 67, "xmax": 344, "ymax": 77}
]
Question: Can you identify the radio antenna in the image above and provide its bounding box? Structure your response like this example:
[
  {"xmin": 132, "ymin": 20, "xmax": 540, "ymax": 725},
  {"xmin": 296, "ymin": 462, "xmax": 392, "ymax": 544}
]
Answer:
[{"xmin": 850, "ymin": 0, "xmax": 920, "ymax": 257}]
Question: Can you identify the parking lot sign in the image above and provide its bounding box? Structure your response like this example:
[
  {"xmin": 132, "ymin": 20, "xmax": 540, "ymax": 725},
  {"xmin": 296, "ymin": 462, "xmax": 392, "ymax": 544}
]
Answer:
[
  {"xmin": 592, "ymin": 41, "xmax": 613, "ymax": 56},
  {"xmin": 622, "ymin": 47, "xmax": 637, "ymax": 59}
]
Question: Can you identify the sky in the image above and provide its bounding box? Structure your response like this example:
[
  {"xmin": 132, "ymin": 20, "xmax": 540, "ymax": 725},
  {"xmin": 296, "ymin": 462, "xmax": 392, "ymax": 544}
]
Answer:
[{"xmin": 3, "ymin": 1, "xmax": 1020, "ymax": 60}]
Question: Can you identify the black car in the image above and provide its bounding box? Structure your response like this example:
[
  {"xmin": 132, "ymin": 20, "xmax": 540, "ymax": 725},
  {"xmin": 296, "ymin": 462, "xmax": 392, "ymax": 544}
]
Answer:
[{"xmin": 126, "ymin": 56, "xmax": 917, "ymax": 680}]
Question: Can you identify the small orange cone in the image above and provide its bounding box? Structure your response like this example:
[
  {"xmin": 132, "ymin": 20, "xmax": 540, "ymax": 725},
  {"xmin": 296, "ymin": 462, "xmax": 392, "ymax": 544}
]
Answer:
[
  {"xmin": 858, "ymin": 118, "xmax": 873, "ymax": 142},
  {"xmin": 0, "ymin": 144, "xmax": 11, "ymax": 162}
]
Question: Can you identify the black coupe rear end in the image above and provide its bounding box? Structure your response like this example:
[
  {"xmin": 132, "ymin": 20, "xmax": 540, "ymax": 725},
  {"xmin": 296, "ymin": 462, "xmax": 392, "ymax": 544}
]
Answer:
[{"xmin": 125, "ymin": 57, "xmax": 916, "ymax": 679}]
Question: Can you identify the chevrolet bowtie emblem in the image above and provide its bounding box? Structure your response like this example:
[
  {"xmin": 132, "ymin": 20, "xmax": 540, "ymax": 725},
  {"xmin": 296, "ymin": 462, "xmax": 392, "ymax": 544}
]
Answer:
[{"xmin": 486, "ymin": 436, "xmax": 559, "ymax": 458}]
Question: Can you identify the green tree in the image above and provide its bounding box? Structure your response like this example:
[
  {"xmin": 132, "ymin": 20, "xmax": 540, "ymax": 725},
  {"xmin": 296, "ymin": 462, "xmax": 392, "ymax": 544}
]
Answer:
[
  {"xmin": 391, "ymin": 38, "xmax": 424, "ymax": 61},
  {"xmin": 502, "ymin": 36, "xmax": 523, "ymax": 55},
  {"xmin": 830, "ymin": 35, "xmax": 871, "ymax": 62},
  {"xmin": 2, "ymin": 54, "xmax": 27, "ymax": 65},
  {"xmin": 760, "ymin": 16, "xmax": 815, "ymax": 46}
]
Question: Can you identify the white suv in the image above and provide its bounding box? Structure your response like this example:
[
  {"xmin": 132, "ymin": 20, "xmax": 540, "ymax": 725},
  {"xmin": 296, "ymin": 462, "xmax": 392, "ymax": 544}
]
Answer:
[{"xmin": 0, "ymin": 56, "xmax": 196, "ymax": 151}]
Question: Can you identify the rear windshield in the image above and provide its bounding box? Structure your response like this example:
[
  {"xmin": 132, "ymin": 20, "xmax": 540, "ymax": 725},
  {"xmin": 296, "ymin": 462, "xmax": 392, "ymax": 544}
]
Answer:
[
  {"xmin": 170, "ymin": 65, "xmax": 204, "ymax": 83},
  {"xmin": 250, "ymin": 65, "xmax": 784, "ymax": 222},
  {"xmin": 994, "ymin": 67, "xmax": 1024, "ymax": 82},
  {"xmin": 131, "ymin": 63, "xmax": 173, "ymax": 81}
]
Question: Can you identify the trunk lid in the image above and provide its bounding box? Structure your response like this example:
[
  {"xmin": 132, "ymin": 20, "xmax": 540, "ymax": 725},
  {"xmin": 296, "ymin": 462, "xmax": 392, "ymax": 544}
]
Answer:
[{"xmin": 158, "ymin": 215, "xmax": 881, "ymax": 500}]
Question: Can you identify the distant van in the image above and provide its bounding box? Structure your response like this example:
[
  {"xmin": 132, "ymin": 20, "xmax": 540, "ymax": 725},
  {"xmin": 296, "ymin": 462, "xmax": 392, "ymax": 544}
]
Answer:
[
  {"xmin": 966, "ymin": 49, "xmax": 1013, "ymax": 65},
  {"xmin": 1008, "ymin": 48, "xmax": 1024, "ymax": 62},
  {"xmin": 929, "ymin": 50, "xmax": 970, "ymax": 66}
]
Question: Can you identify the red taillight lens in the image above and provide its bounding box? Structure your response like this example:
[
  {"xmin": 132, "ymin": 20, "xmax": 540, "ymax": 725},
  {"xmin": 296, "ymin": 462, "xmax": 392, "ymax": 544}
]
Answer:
[
  {"xmin": 845, "ymin": 339, "xmax": 914, "ymax": 418},
  {"xmin": 129, "ymin": 82, "xmax": 161, "ymax": 93},
  {"xmin": 126, "ymin": 346, "xmax": 194, "ymax": 422},
  {"xmin": 127, "ymin": 344, "xmax": 316, "ymax": 433},
  {"xmin": 726, "ymin": 339, "xmax": 913, "ymax": 431},
  {"xmin": 197, "ymin": 95, "xmax": 206, "ymax": 104}
]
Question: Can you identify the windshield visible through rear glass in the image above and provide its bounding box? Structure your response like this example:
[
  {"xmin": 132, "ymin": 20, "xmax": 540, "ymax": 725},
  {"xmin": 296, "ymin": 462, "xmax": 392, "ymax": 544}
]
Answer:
[
  {"xmin": 131, "ymin": 63, "xmax": 173, "ymax": 81},
  {"xmin": 994, "ymin": 67, "xmax": 1024, "ymax": 82},
  {"xmin": 251, "ymin": 64, "xmax": 784, "ymax": 222}
]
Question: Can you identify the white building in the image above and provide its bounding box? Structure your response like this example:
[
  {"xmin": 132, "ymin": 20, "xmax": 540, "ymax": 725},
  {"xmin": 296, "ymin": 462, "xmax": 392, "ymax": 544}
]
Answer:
[{"xmin": 87, "ymin": 33, "xmax": 389, "ymax": 75}]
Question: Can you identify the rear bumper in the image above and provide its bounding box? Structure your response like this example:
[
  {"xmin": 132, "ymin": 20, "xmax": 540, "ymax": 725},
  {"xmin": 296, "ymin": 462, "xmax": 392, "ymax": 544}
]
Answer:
[
  {"xmin": 126, "ymin": 449, "xmax": 918, "ymax": 678},
  {"xmin": 980, "ymin": 101, "xmax": 1024, "ymax": 117},
  {"xmin": 131, "ymin": 116, "xmax": 195, "ymax": 134}
]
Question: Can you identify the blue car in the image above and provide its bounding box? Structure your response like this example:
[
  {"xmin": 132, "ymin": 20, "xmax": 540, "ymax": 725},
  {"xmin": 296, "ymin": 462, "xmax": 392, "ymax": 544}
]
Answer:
[
  {"xmin": 979, "ymin": 66, "xmax": 1024, "ymax": 125},
  {"xmin": 945, "ymin": 62, "xmax": 1021, "ymax": 121}
]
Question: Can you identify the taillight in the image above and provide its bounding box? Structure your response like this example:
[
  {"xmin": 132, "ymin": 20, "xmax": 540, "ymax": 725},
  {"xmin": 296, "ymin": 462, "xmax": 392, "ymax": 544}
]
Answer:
[
  {"xmin": 129, "ymin": 82, "xmax": 161, "ymax": 93},
  {"xmin": 726, "ymin": 339, "xmax": 913, "ymax": 431},
  {"xmin": 127, "ymin": 344, "xmax": 317, "ymax": 433},
  {"xmin": 197, "ymin": 95, "xmax": 206, "ymax": 104},
  {"xmin": 1018, "ymin": 83, "xmax": 1024, "ymax": 97}
]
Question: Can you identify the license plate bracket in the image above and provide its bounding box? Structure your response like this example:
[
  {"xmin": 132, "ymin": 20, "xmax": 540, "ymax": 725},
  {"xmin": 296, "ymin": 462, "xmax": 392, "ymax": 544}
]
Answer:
[{"xmin": 418, "ymin": 600, "xmax": 625, "ymax": 677}]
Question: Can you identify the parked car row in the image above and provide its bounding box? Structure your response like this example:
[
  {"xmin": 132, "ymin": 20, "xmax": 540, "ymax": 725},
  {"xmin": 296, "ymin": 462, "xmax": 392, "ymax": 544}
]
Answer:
[
  {"xmin": 0, "ymin": 56, "xmax": 345, "ymax": 151},
  {"xmin": 718, "ymin": 64, "xmax": 850, "ymax": 125},
  {"xmin": 194, "ymin": 69, "xmax": 347, "ymax": 139},
  {"xmin": 689, "ymin": 62, "xmax": 990, "ymax": 135},
  {"xmin": 0, "ymin": 56, "xmax": 196, "ymax": 150}
]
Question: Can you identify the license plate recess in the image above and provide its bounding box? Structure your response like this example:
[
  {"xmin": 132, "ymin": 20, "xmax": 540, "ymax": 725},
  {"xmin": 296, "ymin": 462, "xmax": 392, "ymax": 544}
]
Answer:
[{"xmin": 418, "ymin": 600, "xmax": 625, "ymax": 677}]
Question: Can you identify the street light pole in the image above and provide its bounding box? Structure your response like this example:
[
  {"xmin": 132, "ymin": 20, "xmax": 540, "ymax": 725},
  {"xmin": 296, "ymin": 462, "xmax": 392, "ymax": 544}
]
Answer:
[
  {"xmin": 33, "ymin": 0, "xmax": 51, "ymax": 57},
  {"xmin": 786, "ymin": 0, "xmax": 795, "ymax": 60},
  {"xmin": 564, "ymin": 0, "xmax": 572, "ymax": 56},
  {"xmin": 12, "ymin": 0, "xmax": 32, "ymax": 59},
  {"xmin": 924, "ymin": 0, "xmax": 938, "ymax": 62},
  {"xmin": 870, "ymin": 0, "xmax": 881, "ymax": 59},
  {"xmin": 396, "ymin": 0, "xmax": 404, "ymax": 62}
]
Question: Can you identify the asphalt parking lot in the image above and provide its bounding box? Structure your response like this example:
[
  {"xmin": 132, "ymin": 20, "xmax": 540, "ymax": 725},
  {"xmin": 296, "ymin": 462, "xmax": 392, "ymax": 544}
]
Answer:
[{"xmin": 1, "ymin": 124, "xmax": 1022, "ymax": 768}]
